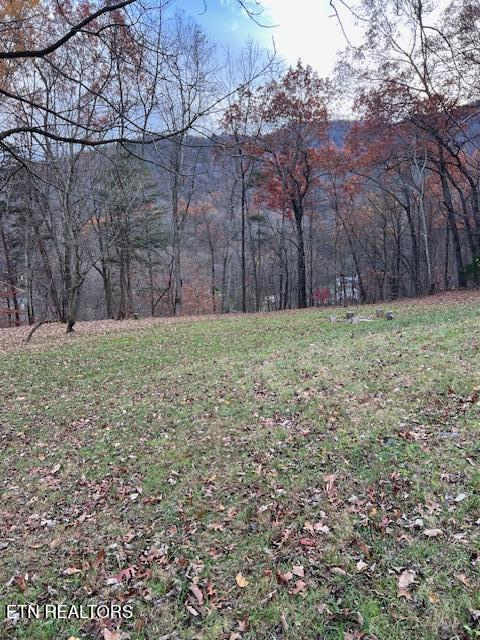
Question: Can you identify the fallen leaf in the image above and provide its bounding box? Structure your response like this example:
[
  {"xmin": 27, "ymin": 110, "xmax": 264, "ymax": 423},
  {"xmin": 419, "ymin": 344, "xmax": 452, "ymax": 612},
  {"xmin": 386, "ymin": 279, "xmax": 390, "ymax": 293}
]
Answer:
[
  {"xmin": 331, "ymin": 567, "xmax": 347, "ymax": 576},
  {"xmin": 103, "ymin": 631, "xmax": 121, "ymax": 640},
  {"xmin": 470, "ymin": 609, "xmax": 480, "ymax": 623},
  {"xmin": 276, "ymin": 570, "xmax": 293, "ymax": 584},
  {"xmin": 324, "ymin": 474, "xmax": 337, "ymax": 495},
  {"xmin": 356, "ymin": 560, "xmax": 368, "ymax": 572},
  {"xmin": 398, "ymin": 533, "xmax": 414, "ymax": 543},
  {"xmin": 292, "ymin": 565, "xmax": 304, "ymax": 578},
  {"xmin": 51, "ymin": 463, "xmax": 61, "ymax": 475},
  {"xmin": 95, "ymin": 548, "xmax": 106, "ymax": 567},
  {"xmin": 397, "ymin": 569, "xmax": 415, "ymax": 599},
  {"xmin": 423, "ymin": 528, "xmax": 443, "ymax": 537},
  {"xmin": 356, "ymin": 539, "xmax": 371, "ymax": 558},
  {"xmin": 63, "ymin": 567, "xmax": 81, "ymax": 576},
  {"xmin": 456, "ymin": 573, "xmax": 471, "ymax": 587},
  {"xmin": 107, "ymin": 566, "xmax": 136, "ymax": 585},
  {"xmin": 303, "ymin": 522, "xmax": 315, "ymax": 534},
  {"xmin": 237, "ymin": 618, "xmax": 249, "ymax": 632},
  {"xmin": 205, "ymin": 580, "xmax": 215, "ymax": 596},
  {"xmin": 190, "ymin": 582, "xmax": 204, "ymax": 605},
  {"xmin": 314, "ymin": 522, "xmax": 330, "ymax": 534},
  {"xmin": 455, "ymin": 493, "xmax": 467, "ymax": 502},
  {"xmin": 14, "ymin": 575, "xmax": 27, "ymax": 592},
  {"xmin": 235, "ymin": 573, "xmax": 248, "ymax": 588},
  {"xmin": 291, "ymin": 579, "xmax": 306, "ymax": 594},
  {"xmin": 317, "ymin": 603, "xmax": 331, "ymax": 614},
  {"xmin": 185, "ymin": 604, "xmax": 200, "ymax": 617},
  {"xmin": 299, "ymin": 537, "xmax": 316, "ymax": 547}
]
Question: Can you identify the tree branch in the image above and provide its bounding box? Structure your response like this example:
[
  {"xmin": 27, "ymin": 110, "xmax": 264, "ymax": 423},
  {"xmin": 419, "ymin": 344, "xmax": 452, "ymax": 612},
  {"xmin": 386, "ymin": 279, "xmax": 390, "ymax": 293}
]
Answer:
[{"xmin": 0, "ymin": 0, "xmax": 137, "ymax": 60}]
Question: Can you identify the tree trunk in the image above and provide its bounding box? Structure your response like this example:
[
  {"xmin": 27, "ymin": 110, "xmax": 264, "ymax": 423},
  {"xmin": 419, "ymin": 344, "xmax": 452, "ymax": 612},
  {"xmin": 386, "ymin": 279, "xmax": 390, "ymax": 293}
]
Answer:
[
  {"xmin": 438, "ymin": 145, "xmax": 466, "ymax": 288},
  {"xmin": 240, "ymin": 172, "xmax": 247, "ymax": 313},
  {"xmin": 293, "ymin": 201, "xmax": 307, "ymax": 308},
  {"xmin": 0, "ymin": 220, "xmax": 20, "ymax": 326},
  {"xmin": 404, "ymin": 202, "xmax": 420, "ymax": 296}
]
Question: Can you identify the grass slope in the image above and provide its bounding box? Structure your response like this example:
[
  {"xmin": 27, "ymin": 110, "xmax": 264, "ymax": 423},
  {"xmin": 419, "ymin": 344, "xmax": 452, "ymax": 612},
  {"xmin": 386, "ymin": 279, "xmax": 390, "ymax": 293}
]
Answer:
[{"xmin": 1, "ymin": 294, "xmax": 479, "ymax": 640}]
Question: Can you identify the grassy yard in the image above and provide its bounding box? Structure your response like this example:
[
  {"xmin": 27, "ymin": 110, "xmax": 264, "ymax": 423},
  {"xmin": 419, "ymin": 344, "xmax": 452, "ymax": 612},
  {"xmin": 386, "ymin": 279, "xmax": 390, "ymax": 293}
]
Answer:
[{"xmin": 0, "ymin": 293, "xmax": 479, "ymax": 640}]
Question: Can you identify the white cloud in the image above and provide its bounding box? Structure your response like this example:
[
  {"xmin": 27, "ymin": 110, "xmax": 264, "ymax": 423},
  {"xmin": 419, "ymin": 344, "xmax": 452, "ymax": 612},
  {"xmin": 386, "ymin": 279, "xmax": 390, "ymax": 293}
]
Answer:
[
  {"xmin": 256, "ymin": 0, "xmax": 452, "ymax": 78},
  {"xmin": 258, "ymin": 0, "xmax": 357, "ymax": 77}
]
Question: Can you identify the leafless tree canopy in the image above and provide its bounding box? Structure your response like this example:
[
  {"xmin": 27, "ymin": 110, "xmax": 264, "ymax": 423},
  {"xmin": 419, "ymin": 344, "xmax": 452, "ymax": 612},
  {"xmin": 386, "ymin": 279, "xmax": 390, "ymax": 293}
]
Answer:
[{"xmin": 2, "ymin": 0, "xmax": 480, "ymax": 331}]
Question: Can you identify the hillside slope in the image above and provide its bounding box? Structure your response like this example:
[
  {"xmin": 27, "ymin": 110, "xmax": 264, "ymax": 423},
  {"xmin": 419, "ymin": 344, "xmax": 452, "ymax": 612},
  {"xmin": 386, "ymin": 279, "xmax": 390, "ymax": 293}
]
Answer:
[{"xmin": 1, "ymin": 292, "xmax": 479, "ymax": 639}]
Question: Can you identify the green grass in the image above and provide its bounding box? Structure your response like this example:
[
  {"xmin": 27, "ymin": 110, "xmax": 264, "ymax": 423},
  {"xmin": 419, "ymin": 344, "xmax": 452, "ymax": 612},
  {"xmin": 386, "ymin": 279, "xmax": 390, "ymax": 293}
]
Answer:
[{"xmin": 1, "ymin": 297, "xmax": 479, "ymax": 639}]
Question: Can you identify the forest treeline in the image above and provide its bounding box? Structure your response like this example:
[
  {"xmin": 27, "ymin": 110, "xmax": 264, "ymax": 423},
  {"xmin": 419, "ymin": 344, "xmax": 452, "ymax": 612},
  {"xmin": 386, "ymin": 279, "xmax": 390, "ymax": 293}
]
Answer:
[{"xmin": 1, "ymin": 0, "xmax": 480, "ymax": 329}]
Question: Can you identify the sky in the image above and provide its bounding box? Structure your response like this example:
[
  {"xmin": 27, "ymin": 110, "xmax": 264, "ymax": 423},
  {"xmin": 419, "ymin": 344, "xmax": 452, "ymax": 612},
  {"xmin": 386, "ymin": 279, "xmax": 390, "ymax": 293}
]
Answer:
[
  {"xmin": 175, "ymin": 0, "xmax": 358, "ymax": 78},
  {"xmin": 174, "ymin": 0, "xmax": 453, "ymax": 80}
]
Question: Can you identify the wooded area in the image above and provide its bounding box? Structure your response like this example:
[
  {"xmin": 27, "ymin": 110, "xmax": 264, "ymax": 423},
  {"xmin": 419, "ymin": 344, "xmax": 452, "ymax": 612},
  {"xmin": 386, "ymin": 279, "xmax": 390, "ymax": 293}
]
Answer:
[{"xmin": 1, "ymin": 0, "xmax": 480, "ymax": 329}]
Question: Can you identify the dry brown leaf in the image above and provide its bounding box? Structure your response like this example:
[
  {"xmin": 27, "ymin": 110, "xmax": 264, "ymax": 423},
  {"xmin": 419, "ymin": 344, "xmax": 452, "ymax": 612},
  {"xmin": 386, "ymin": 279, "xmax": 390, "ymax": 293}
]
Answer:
[
  {"xmin": 292, "ymin": 565, "xmax": 304, "ymax": 578},
  {"xmin": 314, "ymin": 522, "xmax": 330, "ymax": 534},
  {"xmin": 291, "ymin": 579, "xmax": 306, "ymax": 594},
  {"xmin": 95, "ymin": 548, "xmax": 106, "ymax": 567},
  {"xmin": 299, "ymin": 537, "xmax": 316, "ymax": 547},
  {"xmin": 303, "ymin": 522, "xmax": 315, "ymax": 534},
  {"xmin": 48, "ymin": 538, "xmax": 62, "ymax": 549},
  {"xmin": 423, "ymin": 528, "xmax": 443, "ymax": 537},
  {"xmin": 276, "ymin": 570, "xmax": 293, "ymax": 584},
  {"xmin": 14, "ymin": 575, "xmax": 27, "ymax": 592},
  {"xmin": 237, "ymin": 618, "xmax": 249, "ymax": 632},
  {"xmin": 344, "ymin": 631, "xmax": 364, "ymax": 640},
  {"xmin": 185, "ymin": 604, "xmax": 200, "ymax": 616},
  {"xmin": 103, "ymin": 631, "xmax": 121, "ymax": 640},
  {"xmin": 235, "ymin": 573, "xmax": 248, "ymax": 588},
  {"xmin": 63, "ymin": 567, "xmax": 81, "ymax": 576},
  {"xmin": 397, "ymin": 569, "xmax": 415, "ymax": 599},
  {"xmin": 398, "ymin": 533, "xmax": 414, "ymax": 543},
  {"xmin": 456, "ymin": 573, "xmax": 471, "ymax": 587},
  {"xmin": 317, "ymin": 603, "xmax": 331, "ymax": 615},
  {"xmin": 190, "ymin": 582, "xmax": 204, "ymax": 605},
  {"xmin": 205, "ymin": 580, "xmax": 215, "ymax": 596},
  {"xmin": 356, "ymin": 539, "xmax": 371, "ymax": 558},
  {"xmin": 324, "ymin": 474, "xmax": 337, "ymax": 494}
]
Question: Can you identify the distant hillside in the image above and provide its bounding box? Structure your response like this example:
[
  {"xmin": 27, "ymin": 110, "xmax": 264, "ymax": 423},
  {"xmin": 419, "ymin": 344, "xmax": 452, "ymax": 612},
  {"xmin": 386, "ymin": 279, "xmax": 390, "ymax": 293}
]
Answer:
[{"xmin": 328, "ymin": 119, "xmax": 354, "ymax": 147}]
